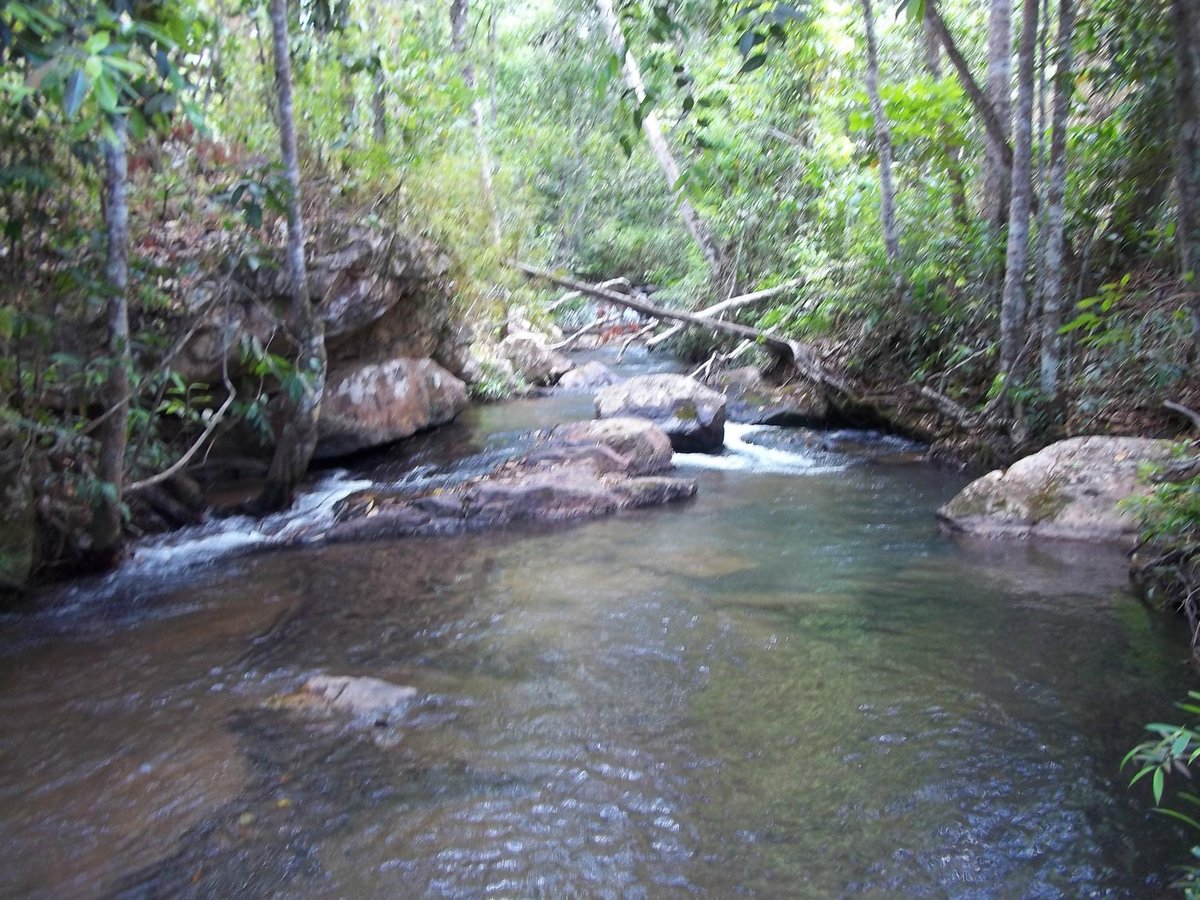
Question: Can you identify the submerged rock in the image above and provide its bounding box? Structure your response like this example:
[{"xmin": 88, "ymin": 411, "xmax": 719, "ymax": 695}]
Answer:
[
  {"xmin": 316, "ymin": 358, "xmax": 469, "ymax": 459},
  {"xmin": 709, "ymin": 366, "xmax": 829, "ymax": 427},
  {"xmin": 937, "ymin": 436, "xmax": 1177, "ymax": 544},
  {"xmin": 497, "ymin": 331, "xmax": 571, "ymax": 386},
  {"xmin": 322, "ymin": 420, "xmax": 695, "ymax": 542},
  {"xmin": 269, "ymin": 674, "xmax": 418, "ymax": 725},
  {"xmin": 595, "ymin": 373, "xmax": 727, "ymax": 453},
  {"xmin": 558, "ymin": 360, "xmax": 624, "ymax": 390}
]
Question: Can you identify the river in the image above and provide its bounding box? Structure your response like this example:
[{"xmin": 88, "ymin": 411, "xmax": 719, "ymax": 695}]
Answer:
[{"xmin": 0, "ymin": 350, "xmax": 1193, "ymax": 897}]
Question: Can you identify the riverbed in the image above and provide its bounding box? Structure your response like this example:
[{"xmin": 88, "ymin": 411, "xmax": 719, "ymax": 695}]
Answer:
[{"xmin": 0, "ymin": 351, "xmax": 1193, "ymax": 897}]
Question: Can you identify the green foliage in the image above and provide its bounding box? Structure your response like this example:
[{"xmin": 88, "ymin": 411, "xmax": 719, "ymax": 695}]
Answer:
[{"xmin": 1124, "ymin": 694, "xmax": 1200, "ymax": 896}]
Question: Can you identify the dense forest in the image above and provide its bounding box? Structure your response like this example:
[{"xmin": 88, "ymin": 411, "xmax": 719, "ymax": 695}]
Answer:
[{"xmin": 5, "ymin": 0, "xmax": 1200, "ymax": 892}]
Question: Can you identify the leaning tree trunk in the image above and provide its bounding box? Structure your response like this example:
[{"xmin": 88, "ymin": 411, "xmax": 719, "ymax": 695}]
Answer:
[
  {"xmin": 860, "ymin": 0, "xmax": 904, "ymax": 298},
  {"xmin": 1038, "ymin": 0, "xmax": 1075, "ymax": 397},
  {"xmin": 593, "ymin": 0, "xmax": 725, "ymax": 278},
  {"xmin": 259, "ymin": 0, "xmax": 327, "ymax": 512},
  {"xmin": 922, "ymin": 15, "xmax": 970, "ymax": 229},
  {"xmin": 999, "ymin": 0, "xmax": 1039, "ymax": 376},
  {"xmin": 450, "ymin": 0, "xmax": 502, "ymax": 246},
  {"xmin": 1175, "ymin": 0, "xmax": 1200, "ymax": 350},
  {"xmin": 90, "ymin": 116, "xmax": 131, "ymax": 563},
  {"xmin": 983, "ymin": 0, "xmax": 1014, "ymax": 228}
]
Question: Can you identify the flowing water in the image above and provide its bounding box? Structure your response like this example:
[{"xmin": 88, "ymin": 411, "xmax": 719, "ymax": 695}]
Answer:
[{"xmin": 0, "ymin": 349, "xmax": 1194, "ymax": 897}]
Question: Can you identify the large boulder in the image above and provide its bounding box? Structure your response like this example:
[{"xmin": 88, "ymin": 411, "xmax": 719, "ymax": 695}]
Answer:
[
  {"xmin": 497, "ymin": 331, "xmax": 571, "ymax": 386},
  {"xmin": 595, "ymin": 374, "xmax": 727, "ymax": 453},
  {"xmin": 553, "ymin": 417, "xmax": 674, "ymax": 476},
  {"xmin": 558, "ymin": 360, "xmax": 624, "ymax": 390},
  {"xmin": 938, "ymin": 436, "xmax": 1177, "ymax": 544},
  {"xmin": 709, "ymin": 366, "xmax": 829, "ymax": 426},
  {"xmin": 316, "ymin": 358, "xmax": 468, "ymax": 459}
]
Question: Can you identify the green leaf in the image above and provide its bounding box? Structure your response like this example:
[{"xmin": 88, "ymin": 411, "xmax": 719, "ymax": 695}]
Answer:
[
  {"xmin": 740, "ymin": 53, "xmax": 768, "ymax": 74},
  {"xmin": 63, "ymin": 69, "xmax": 89, "ymax": 118},
  {"xmin": 1154, "ymin": 767, "xmax": 1165, "ymax": 804}
]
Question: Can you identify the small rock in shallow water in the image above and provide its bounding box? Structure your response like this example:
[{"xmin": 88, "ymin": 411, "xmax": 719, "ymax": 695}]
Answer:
[{"xmin": 268, "ymin": 675, "xmax": 418, "ymax": 725}]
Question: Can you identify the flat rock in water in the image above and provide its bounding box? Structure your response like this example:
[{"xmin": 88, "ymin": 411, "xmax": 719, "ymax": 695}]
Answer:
[
  {"xmin": 558, "ymin": 360, "xmax": 624, "ymax": 390},
  {"xmin": 595, "ymin": 373, "xmax": 727, "ymax": 453},
  {"xmin": 320, "ymin": 420, "xmax": 696, "ymax": 543},
  {"xmin": 938, "ymin": 436, "xmax": 1178, "ymax": 544},
  {"xmin": 269, "ymin": 675, "xmax": 418, "ymax": 724},
  {"xmin": 553, "ymin": 417, "xmax": 673, "ymax": 475}
]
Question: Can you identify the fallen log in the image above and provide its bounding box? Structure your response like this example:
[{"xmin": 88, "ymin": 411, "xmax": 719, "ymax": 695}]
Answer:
[
  {"xmin": 510, "ymin": 261, "xmax": 852, "ymax": 392},
  {"xmin": 645, "ymin": 277, "xmax": 808, "ymax": 349}
]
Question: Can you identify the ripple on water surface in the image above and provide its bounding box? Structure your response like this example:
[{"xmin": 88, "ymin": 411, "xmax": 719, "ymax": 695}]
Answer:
[{"xmin": 0, "ymin": 382, "xmax": 1193, "ymax": 897}]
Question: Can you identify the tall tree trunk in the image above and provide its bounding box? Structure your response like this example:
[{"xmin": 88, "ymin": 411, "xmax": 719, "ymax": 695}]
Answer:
[
  {"xmin": 860, "ymin": 0, "xmax": 903, "ymax": 278},
  {"xmin": 259, "ymin": 0, "xmax": 327, "ymax": 512},
  {"xmin": 926, "ymin": 4, "xmax": 1015, "ymax": 184},
  {"xmin": 90, "ymin": 116, "xmax": 130, "ymax": 563},
  {"xmin": 1038, "ymin": 0, "xmax": 1074, "ymax": 397},
  {"xmin": 1175, "ymin": 0, "xmax": 1200, "ymax": 350},
  {"xmin": 451, "ymin": 0, "xmax": 502, "ymax": 246},
  {"xmin": 1000, "ymin": 0, "xmax": 1039, "ymax": 375},
  {"xmin": 922, "ymin": 16, "xmax": 970, "ymax": 230},
  {"xmin": 983, "ymin": 0, "xmax": 1014, "ymax": 227},
  {"xmin": 593, "ymin": 0, "xmax": 725, "ymax": 277}
]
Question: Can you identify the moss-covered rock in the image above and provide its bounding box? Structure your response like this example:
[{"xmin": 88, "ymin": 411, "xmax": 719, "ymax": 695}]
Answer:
[{"xmin": 938, "ymin": 436, "xmax": 1177, "ymax": 544}]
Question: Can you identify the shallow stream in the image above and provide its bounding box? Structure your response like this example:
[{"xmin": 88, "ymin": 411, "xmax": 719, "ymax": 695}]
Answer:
[{"xmin": 0, "ymin": 350, "xmax": 1193, "ymax": 897}]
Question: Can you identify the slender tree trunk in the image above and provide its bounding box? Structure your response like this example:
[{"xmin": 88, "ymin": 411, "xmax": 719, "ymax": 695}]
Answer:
[
  {"xmin": 90, "ymin": 117, "xmax": 131, "ymax": 563},
  {"xmin": 860, "ymin": 0, "xmax": 903, "ymax": 280},
  {"xmin": 1174, "ymin": 0, "xmax": 1200, "ymax": 349},
  {"xmin": 488, "ymin": 0, "xmax": 499, "ymax": 127},
  {"xmin": 983, "ymin": 0, "xmax": 1014, "ymax": 227},
  {"xmin": 451, "ymin": 0, "xmax": 502, "ymax": 246},
  {"xmin": 259, "ymin": 0, "xmax": 327, "ymax": 512},
  {"xmin": 368, "ymin": 2, "xmax": 387, "ymax": 143},
  {"xmin": 593, "ymin": 0, "xmax": 725, "ymax": 277},
  {"xmin": 1000, "ymin": 0, "xmax": 1039, "ymax": 375},
  {"xmin": 1039, "ymin": 0, "xmax": 1074, "ymax": 397},
  {"xmin": 922, "ymin": 16, "xmax": 970, "ymax": 230}
]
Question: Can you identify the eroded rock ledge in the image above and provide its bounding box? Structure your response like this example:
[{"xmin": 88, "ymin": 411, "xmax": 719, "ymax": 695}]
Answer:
[{"xmin": 319, "ymin": 417, "xmax": 695, "ymax": 542}]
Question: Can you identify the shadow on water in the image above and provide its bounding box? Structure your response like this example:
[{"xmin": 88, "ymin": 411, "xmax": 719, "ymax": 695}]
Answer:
[{"xmin": 0, "ymin": 350, "xmax": 1195, "ymax": 897}]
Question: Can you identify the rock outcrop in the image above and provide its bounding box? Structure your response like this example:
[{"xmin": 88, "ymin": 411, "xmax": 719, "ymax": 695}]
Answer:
[
  {"xmin": 710, "ymin": 366, "xmax": 830, "ymax": 426},
  {"xmin": 176, "ymin": 220, "xmax": 458, "ymax": 386},
  {"xmin": 322, "ymin": 418, "xmax": 695, "ymax": 542},
  {"xmin": 937, "ymin": 436, "xmax": 1177, "ymax": 543},
  {"xmin": 316, "ymin": 358, "xmax": 469, "ymax": 459},
  {"xmin": 497, "ymin": 331, "xmax": 571, "ymax": 386},
  {"xmin": 595, "ymin": 374, "xmax": 727, "ymax": 452}
]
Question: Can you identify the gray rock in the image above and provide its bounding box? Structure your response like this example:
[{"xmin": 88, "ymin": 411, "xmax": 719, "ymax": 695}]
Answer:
[
  {"xmin": 272, "ymin": 675, "xmax": 418, "ymax": 725},
  {"xmin": 323, "ymin": 421, "xmax": 695, "ymax": 542},
  {"xmin": 710, "ymin": 366, "xmax": 829, "ymax": 426},
  {"xmin": 554, "ymin": 417, "xmax": 673, "ymax": 476},
  {"xmin": 938, "ymin": 436, "xmax": 1177, "ymax": 544},
  {"xmin": 316, "ymin": 358, "xmax": 468, "ymax": 459},
  {"xmin": 497, "ymin": 331, "xmax": 572, "ymax": 386},
  {"xmin": 595, "ymin": 374, "xmax": 727, "ymax": 453},
  {"xmin": 558, "ymin": 360, "xmax": 624, "ymax": 390}
]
